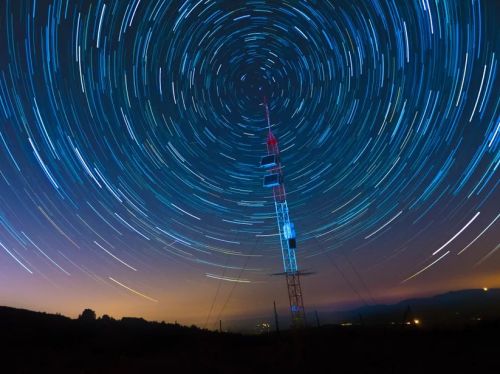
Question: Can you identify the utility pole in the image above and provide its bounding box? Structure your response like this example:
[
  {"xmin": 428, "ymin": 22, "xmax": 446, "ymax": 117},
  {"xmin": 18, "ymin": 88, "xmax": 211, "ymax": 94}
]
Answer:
[{"xmin": 273, "ymin": 301, "xmax": 280, "ymax": 333}]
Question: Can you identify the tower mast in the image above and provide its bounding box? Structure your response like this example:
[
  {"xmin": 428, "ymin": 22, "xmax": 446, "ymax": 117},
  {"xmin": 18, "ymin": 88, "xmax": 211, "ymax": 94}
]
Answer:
[{"xmin": 260, "ymin": 97, "xmax": 305, "ymax": 327}]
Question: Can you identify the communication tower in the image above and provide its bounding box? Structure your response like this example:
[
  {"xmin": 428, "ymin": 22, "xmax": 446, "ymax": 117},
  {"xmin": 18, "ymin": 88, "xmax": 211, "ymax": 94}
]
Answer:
[{"xmin": 260, "ymin": 98, "xmax": 306, "ymax": 327}]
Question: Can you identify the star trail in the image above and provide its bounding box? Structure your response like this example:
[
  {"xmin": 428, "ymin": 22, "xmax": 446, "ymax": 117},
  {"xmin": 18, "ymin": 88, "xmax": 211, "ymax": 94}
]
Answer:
[{"xmin": 0, "ymin": 0, "xmax": 498, "ymax": 325}]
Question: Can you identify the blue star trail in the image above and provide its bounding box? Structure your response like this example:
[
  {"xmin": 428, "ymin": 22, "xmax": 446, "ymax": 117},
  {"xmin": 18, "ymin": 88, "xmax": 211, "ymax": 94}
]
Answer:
[{"xmin": 0, "ymin": 0, "xmax": 498, "ymax": 320}]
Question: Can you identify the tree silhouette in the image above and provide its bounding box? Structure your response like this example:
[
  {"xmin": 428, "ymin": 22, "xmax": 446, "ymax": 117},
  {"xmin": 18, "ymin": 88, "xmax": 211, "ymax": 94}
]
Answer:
[
  {"xmin": 78, "ymin": 308, "xmax": 96, "ymax": 322},
  {"xmin": 100, "ymin": 314, "xmax": 114, "ymax": 322}
]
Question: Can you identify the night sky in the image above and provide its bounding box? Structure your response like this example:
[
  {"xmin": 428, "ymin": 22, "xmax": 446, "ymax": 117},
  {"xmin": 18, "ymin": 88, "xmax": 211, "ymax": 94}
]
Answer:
[{"xmin": 0, "ymin": 0, "xmax": 498, "ymax": 328}]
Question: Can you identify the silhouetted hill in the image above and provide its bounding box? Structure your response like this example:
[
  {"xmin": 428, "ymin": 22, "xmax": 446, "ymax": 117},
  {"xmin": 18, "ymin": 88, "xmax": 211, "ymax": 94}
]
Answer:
[
  {"xmin": 0, "ymin": 305, "xmax": 71, "ymax": 322},
  {"xmin": 1, "ymin": 291, "xmax": 500, "ymax": 373},
  {"xmin": 328, "ymin": 288, "xmax": 500, "ymax": 326}
]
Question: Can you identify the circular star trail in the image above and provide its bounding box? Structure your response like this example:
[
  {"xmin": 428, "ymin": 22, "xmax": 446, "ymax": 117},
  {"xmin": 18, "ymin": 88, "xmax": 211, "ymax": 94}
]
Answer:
[{"xmin": 0, "ymin": 0, "xmax": 498, "ymax": 313}]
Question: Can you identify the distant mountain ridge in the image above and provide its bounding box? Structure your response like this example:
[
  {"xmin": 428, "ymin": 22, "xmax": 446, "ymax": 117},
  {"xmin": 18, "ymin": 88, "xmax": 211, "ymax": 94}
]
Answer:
[
  {"xmin": 326, "ymin": 288, "xmax": 500, "ymax": 326},
  {"xmin": 217, "ymin": 288, "xmax": 500, "ymax": 331}
]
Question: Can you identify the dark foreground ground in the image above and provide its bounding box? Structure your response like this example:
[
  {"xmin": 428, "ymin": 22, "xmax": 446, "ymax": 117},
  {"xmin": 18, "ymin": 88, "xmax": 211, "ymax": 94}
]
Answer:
[{"xmin": 1, "ymin": 307, "xmax": 499, "ymax": 373}]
